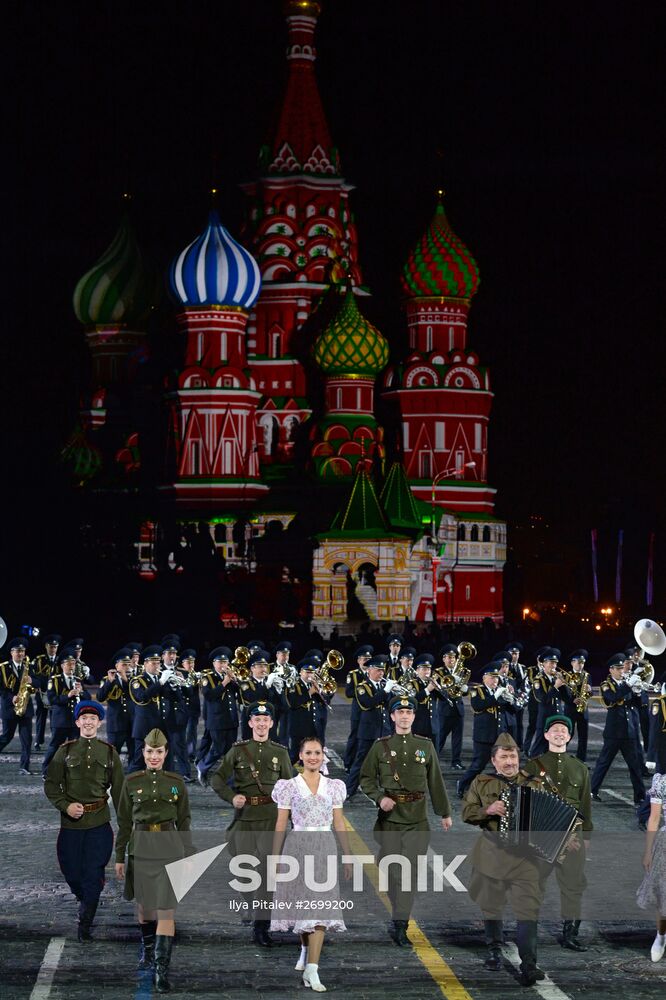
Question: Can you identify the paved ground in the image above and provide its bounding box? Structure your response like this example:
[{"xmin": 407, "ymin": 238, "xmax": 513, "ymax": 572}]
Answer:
[{"xmin": 0, "ymin": 699, "xmax": 664, "ymax": 1000}]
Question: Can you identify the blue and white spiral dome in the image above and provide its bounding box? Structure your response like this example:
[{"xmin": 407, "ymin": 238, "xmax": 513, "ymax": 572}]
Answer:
[{"xmin": 169, "ymin": 210, "xmax": 261, "ymax": 310}]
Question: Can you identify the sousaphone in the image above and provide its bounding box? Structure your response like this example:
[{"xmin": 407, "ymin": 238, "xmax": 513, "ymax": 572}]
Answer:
[{"xmin": 634, "ymin": 618, "xmax": 666, "ymax": 685}]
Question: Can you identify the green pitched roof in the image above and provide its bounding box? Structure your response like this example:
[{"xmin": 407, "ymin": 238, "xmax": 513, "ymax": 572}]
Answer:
[
  {"xmin": 330, "ymin": 467, "xmax": 389, "ymax": 534},
  {"xmin": 380, "ymin": 462, "xmax": 422, "ymax": 531}
]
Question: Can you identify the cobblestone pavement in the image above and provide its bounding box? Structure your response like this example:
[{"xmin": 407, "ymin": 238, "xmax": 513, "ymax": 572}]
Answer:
[{"xmin": 0, "ymin": 699, "xmax": 664, "ymax": 999}]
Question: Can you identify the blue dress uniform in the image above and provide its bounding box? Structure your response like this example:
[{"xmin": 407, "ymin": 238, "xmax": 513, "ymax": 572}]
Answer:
[
  {"xmin": 530, "ymin": 654, "xmax": 573, "ymax": 756},
  {"xmin": 456, "ymin": 668, "xmax": 501, "ymax": 797},
  {"xmin": 523, "ymin": 647, "xmax": 550, "ymax": 752},
  {"xmin": 385, "ymin": 633, "xmax": 404, "ymax": 681},
  {"xmin": 284, "ymin": 660, "xmax": 329, "ymax": 762},
  {"xmin": 505, "ymin": 643, "xmax": 527, "ymax": 747},
  {"xmin": 197, "ymin": 647, "xmax": 240, "ymax": 781},
  {"xmin": 127, "ymin": 647, "xmax": 179, "ymax": 772},
  {"xmin": 563, "ymin": 651, "xmax": 591, "ymax": 762},
  {"xmin": 31, "ymin": 635, "xmax": 61, "ymax": 747},
  {"xmin": 346, "ymin": 657, "xmax": 394, "ymax": 796},
  {"xmin": 0, "ymin": 641, "xmax": 36, "ymax": 772},
  {"xmin": 272, "ymin": 640, "xmax": 293, "ymax": 743},
  {"xmin": 435, "ymin": 645, "xmax": 465, "ymax": 766},
  {"xmin": 237, "ymin": 652, "xmax": 283, "ymax": 741},
  {"xmin": 411, "ymin": 655, "xmax": 439, "ymax": 742},
  {"xmin": 343, "ymin": 645, "xmax": 373, "ymax": 770},
  {"xmin": 179, "ymin": 649, "xmax": 202, "ymax": 759},
  {"xmin": 647, "ymin": 694, "xmax": 666, "ymax": 773},
  {"xmin": 590, "ymin": 656, "xmax": 646, "ymax": 803},
  {"xmin": 97, "ymin": 650, "xmax": 135, "ymax": 760},
  {"xmin": 44, "ymin": 700, "xmax": 124, "ymax": 940},
  {"xmin": 42, "ymin": 661, "xmax": 91, "ymax": 776}
]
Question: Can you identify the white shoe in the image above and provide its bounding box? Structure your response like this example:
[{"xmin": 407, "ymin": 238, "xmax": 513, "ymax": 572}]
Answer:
[
  {"xmin": 651, "ymin": 934, "xmax": 666, "ymax": 962},
  {"xmin": 303, "ymin": 964, "xmax": 326, "ymax": 992}
]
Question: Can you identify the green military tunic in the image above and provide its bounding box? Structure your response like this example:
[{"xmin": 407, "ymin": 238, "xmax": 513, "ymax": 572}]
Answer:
[
  {"xmin": 44, "ymin": 736, "xmax": 124, "ymax": 829},
  {"xmin": 360, "ymin": 731, "xmax": 451, "ymax": 827},
  {"xmin": 462, "ymin": 770, "xmax": 548, "ymax": 919},
  {"xmin": 210, "ymin": 738, "xmax": 294, "ymax": 831}
]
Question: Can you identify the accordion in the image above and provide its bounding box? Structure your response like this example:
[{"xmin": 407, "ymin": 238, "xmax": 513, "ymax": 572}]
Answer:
[{"xmin": 499, "ymin": 783, "xmax": 580, "ymax": 864}]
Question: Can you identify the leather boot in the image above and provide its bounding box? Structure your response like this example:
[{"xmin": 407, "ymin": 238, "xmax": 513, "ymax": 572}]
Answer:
[
  {"xmin": 516, "ymin": 921, "xmax": 544, "ymax": 986},
  {"xmin": 483, "ymin": 920, "xmax": 503, "ymax": 970},
  {"xmin": 562, "ymin": 919, "xmax": 587, "ymax": 952},
  {"xmin": 138, "ymin": 920, "xmax": 157, "ymax": 969},
  {"xmin": 154, "ymin": 935, "xmax": 173, "ymax": 993},
  {"xmin": 391, "ymin": 920, "xmax": 409, "ymax": 946},
  {"xmin": 77, "ymin": 900, "xmax": 98, "ymax": 942},
  {"xmin": 251, "ymin": 920, "xmax": 273, "ymax": 947}
]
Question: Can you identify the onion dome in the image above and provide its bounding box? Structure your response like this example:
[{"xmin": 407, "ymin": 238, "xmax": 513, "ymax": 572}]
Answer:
[
  {"xmin": 60, "ymin": 426, "xmax": 103, "ymax": 486},
  {"xmin": 73, "ymin": 214, "xmax": 156, "ymax": 326},
  {"xmin": 313, "ymin": 288, "xmax": 389, "ymax": 377},
  {"xmin": 401, "ymin": 197, "xmax": 479, "ymax": 300},
  {"xmin": 169, "ymin": 210, "xmax": 261, "ymax": 310}
]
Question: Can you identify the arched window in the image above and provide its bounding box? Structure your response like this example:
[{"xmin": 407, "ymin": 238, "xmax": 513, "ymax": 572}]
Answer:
[
  {"xmin": 470, "ymin": 525, "xmax": 479, "ymax": 542},
  {"xmin": 482, "ymin": 526, "xmax": 491, "ymax": 542},
  {"xmin": 457, "ymin": 524, "xmax": 466, "ymax": 541}
]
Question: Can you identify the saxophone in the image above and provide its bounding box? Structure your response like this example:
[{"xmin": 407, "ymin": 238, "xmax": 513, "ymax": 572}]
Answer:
[{"xmin": 14, "ymin": 661, "xmax": 36, "ymax": 717}]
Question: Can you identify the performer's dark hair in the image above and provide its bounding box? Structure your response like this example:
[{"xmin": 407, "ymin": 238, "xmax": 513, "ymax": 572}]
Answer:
[{"xmin": 299, "ymin": 735, "xmax": 323, "ymax": 752}]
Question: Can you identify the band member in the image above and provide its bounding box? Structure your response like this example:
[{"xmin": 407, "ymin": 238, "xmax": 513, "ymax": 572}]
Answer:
[
  {"xmin": 591, "ymin": 654, "xmax": 646, "ymax": 804},
  {"xmin": 115, "ymin": 728, "xmax": 191, "ymax": 992},
  {"xmin": 637, "ymin": 771, "xmax": 666, "ymax": 962},
  {"xmin": 494, "ymin": 655, "xmax": 519, "ymax": 742},
  {"xmin": 196, "ymin": 646, "xmax": 239, "ymax": 785},
  {"xmin": 411, "ymin": 654, "xmax": 440, "ymax": 742},
  {"xmin": 346, "ymin": 655, "xmax": 400, "ymax": 798},
  {"xmin": 237, "ymin": 650, "xmax": 282, "ymax": 741},
  {"xmin": 44, "ymin": 700, "xmax": 124, "ymax": 940},
  {"xmin": 530, "ymin": 648, "xmax": 574, "ymax": 756},
  {"xmin": 343, "ymin": 644, "xmax": 373, "ymax": 771},
  {"xmin": 98, "ymin": 648, "xmax": 135, "ymax": 763},
  {"xmin": 210, "ymin": 702, "xmax": 293, "ymax": 946},
  {"xmin": 565, "ymin": 650, "xmax": 591, "ymax": 762},
  {"xmin": 65, "ymin": 638, "xmax": 92, "ymax": 682},
  {"xmin": 647, "ymin": 691, "xmax": 666, "ymax": 774},
  {"xmin": 271, "ymin": 737, "xmax": 351, "ymax": 991},
  {"xmin": 436, "ymin": 644, "xmax": 466, "ymax": 769},
  {"xmin": 386, "ymin": 634, "xmax": 403, "ymax": 679},
  {"xmin": 272, "ymin": 640, "xmax": 293, "ymax": 742},
  {"xmin": 0, "ymin": 637, "xmax": 36, "ymax": 774},
  {"xmin": 178, "ymin": 648, "xmax": 201, "ymax": 760},
  {"xmin": 31, "ymin": 633, "xmax": 61, "ymax": 749},
  {"xmin": 285, "ymin": 657, "xmax": 329, "ymax": 763},
  {"xmin": 399, "ymin": 645, "xmax": 416, "ymax": 677},
  {"xmin": 626, "ymin": 641, "xmax": 651, "ymax": 752},
  {"xmin": 42, "ymin": 650, "xmax": 91, "ymax": 776},
  {"xmin": 360, "ymin": 695, "xmax": 452, "ymax": 945},
  {"xmin": 506, "ymin": 642, "xmax": 528, "ymax": 748},
  {"xmin": 462, "ymin": 732, "xmax": 548, "ymax": 986},
  {"xmin": 128, "ymin": 645, "xmax": 180, "ymax": 772},
  {"xmin": 525, "ymin": 714, "xmax": 592, "ymax": 951},
  {"xmin": 522, "ymin": 647, "xmax": 547, "ymax": 753},
  {"xmin": 456, "ymin": 666, "xmax": 501, "ymax": 798}
]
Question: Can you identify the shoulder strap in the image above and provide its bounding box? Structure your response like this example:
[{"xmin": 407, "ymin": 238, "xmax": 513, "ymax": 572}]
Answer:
[
  {"xmin": 381, "ymin": 738, "xmax": 401, "ymax": 785},
  {"xmin": 239, "ymin": 742, "xmax": 267, "ymax": 794}
]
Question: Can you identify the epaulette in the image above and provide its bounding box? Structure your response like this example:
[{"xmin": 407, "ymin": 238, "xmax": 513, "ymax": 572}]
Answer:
[
  {"xmin": 96, "ymin": 738, "xmax": 113, "ymax": 747},
  {"xmin": 126, "ymin": 771, "xmax": 145, "ymax": 780},
  {"xmin": 61, "ymin": 738, "xmax": 78, "ymax": 747},
  {"xmin": 163, "ymin": 769, "xmax": 183, "ymax": 780},
  {"xmin": 233, "ymin": 739, "xmax": 249, "ymax": 746},
  {"xmin": 413, "ymin": 734, "xmax": 431, "ymax": 741},
  {"xmin": 475, "ymin": 774, "xmax": 496, "ymax": 784},
  {"xmin": 377, "ymin": 735, "xmax": 391, "ymax": 742}
]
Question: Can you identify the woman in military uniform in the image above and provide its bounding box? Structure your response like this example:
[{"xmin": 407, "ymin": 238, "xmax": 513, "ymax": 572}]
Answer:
[{"xmin": 115, "ymin": 728, "xmax": 191, "ymax": 993}]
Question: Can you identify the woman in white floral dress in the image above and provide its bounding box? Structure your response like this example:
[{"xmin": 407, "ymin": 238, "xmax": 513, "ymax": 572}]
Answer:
[
  {"xmin": 271, "ymin": 737, "xmax": 351, "ymax": 992},
  {"xmin": 637, "ymin": 772, "xmax": 666, "ymax": 961}
]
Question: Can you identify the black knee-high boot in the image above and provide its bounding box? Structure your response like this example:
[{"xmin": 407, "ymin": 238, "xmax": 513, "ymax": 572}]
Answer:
[
  {"xmin": 138, "ymin": 920, "xmax": 157, "ymax": 969},
  {"xmin": 516, "ymin": 921, "xmax": 543, "ymax": 986},
  {"xmin": 483, "ymin": 920, "xmax": 503, "ymax": 970},
  {"xmin": 77, "ymin": 900, "xmax": 98, "ymax": 942},
  {"xmin": 154, "ymin": 934, "xmax": 173, "ymax": 993}
]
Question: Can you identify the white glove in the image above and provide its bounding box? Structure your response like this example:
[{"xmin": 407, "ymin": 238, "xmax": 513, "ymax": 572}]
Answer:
[
  {"xmin": 383, "ymin": 678, "xmax": 399, "ymax": 694},
  {"xmin": 265, "ymin": 672, "xmax": 282, "ymax": 692},
  {"xmin": 159, "ymin": 669, "xmax": 174, "ymax": 686},
  {"xmin": 461, "ymin": 685, "xmax": 469, "ymax": 694},
  {"xmin": 79, "ymin": 665, "xmax": 91, "ymax": 680},
  {"xmin": 626, "ymin": 673, "xmax": 642, "ymax": 690},
  {"xmin": 646, "ymin": 760, "xmax": 656, "ymax": 772}
]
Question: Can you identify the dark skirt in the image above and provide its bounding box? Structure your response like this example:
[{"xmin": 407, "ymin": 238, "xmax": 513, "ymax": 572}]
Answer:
[{"xmin": 123, "ymin": 830, "xmax": 185, "ymax": 910}]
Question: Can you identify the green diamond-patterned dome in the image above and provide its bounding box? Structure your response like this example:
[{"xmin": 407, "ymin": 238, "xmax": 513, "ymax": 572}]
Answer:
[
  {"xmin": 313, "ymin": 288, "xmax": 389, "ymax": 377},
  {"xmin": 401, "ymin": 198, "xmax": 480, "ymax": 300}
]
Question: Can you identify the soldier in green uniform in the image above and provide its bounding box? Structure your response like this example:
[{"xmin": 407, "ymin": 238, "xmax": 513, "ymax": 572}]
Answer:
[
  {"xmin": 44, "ymin": 700, "xmax": 124, "ymax": 941},
  {"xmin": 210, "ymin": 701, "xmax": 294, "ymax": 946},
  {"xmin": 462, "ymin": 732, "xmax": 548, "ymax": 986},
  {"xmin": 115, "ymin": 728, "xmax": 191, "ymax": 994},
  {"xmin": 525, "ymin": 714, "xmax": 592, "ymax": 951},
  {"xmin": 360, "ymin": 695, "xmax": 453, "ymax": 946}
]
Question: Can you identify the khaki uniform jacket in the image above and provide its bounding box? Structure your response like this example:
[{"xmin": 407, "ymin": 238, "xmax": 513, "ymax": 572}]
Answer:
[
  {"xmin": 44, "ymin": 736, "xmax": 124, "ymax": 830},
  {"xmin": 115, "ymin": 768, "xmax": 191, "ymax": 862},
  {"xmin": 210, "ymin": 738, "xmax": 293, "ymax": 828},
  {"xmin": 524, "ymin": 751, "xmax": 593, "ymax": 833},
  {"xmin": 360, "ymin": 731, "xmax": 451, "ymax": 826}
]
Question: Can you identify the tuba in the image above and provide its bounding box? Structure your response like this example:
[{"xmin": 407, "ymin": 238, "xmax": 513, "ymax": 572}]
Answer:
[
  {"xmin": 634, "ymin": 618, "xmax": 666, "ymax": 686},
  {"xmin": 14, "ymin": 661, "xmax": 36, "ymax": 718},
  {"xmin": 229, "ymin": 646, "xmax": 251, "ymax": 682}
]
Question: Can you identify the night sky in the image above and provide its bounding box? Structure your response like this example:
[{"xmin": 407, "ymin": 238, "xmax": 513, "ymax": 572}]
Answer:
[{"xmin": 4, "ymin": 0, "xmax": 665, "ymax": 614}]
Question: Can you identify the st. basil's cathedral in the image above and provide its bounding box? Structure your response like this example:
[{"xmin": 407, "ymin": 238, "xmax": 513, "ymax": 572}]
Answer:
[{"xmin": 67, "ymin": 1, "xmax": 506, "ymax": 634}]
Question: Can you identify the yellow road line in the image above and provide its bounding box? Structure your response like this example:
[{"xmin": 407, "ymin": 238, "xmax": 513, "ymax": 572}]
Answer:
[{"xmin": 343, "ymin": 817, "xmax": 475, "ymax": 1000}]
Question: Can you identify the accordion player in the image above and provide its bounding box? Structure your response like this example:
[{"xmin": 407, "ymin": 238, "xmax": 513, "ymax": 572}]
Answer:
[{"xmin": 498, "ymin": 782, "xmax": 580, "ymax": 864}]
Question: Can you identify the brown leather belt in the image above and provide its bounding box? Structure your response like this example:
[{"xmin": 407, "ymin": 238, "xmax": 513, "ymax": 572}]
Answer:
[
  {"xmin": 246, "ymin": 795, "xmax": 272, "ymax": 806},
  {"xmin": 135, "ymin": 821, "xmax": 176, "ymax": 832},
  {"xmin": 387, "ymin": 791, "xmax": 425, "ymax": 803},
  {"xmin": 82, "ymin": 799, "xmax": 107, "ymax": 813}
]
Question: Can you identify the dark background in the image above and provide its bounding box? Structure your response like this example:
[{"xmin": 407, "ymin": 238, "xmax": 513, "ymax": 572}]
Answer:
[{"xmin": 3, "ymin": 0, "xmax": 665, "ymax": 642}]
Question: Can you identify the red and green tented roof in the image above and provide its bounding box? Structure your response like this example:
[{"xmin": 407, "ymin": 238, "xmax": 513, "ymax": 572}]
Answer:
[
  {"xmin": 401, "ymin": 197, "xmax": 480, "ymax": 301},
  {"xmin": 313, "ymin": 287, "xmax": 389, "ymax": 377}
]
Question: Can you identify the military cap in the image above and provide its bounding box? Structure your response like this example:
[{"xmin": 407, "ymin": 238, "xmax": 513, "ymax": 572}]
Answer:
[
  {"xmin": 551, "ymin": 647, "xmax": 561, "ymax": 660},
  {"xmin": 209, "ymin": 645, "xmax": 231, "ymax": 663},
  {"xmin": 544, "ymin": 713, "xmax": 572, "ymax": 734},
  {"xmin": 298, "ymin": 657, "xmax": 318, "ymax": 671},
  {"xmin": 414, "ymin": 653, "xmax": 435, "ymax": 668},
  {"xmin": 249, "ymin": 701, "xmax": 274, "ymax": 719},
  {"xmin": 607, "ymin": 652, "xmax": 628, "ymax": 669},
  {"xmin": 440, "ymin": 643, "xmax": 458, "ymax": 656},
  {"xmin": 540, "ymin": 647, "xmax": 559, "ymax": 662},
  {"xmin": 389, "ymin": 694, "xmax": 417, "ymax": 713},
  {"xmin": 624, "ymin": 643, "xmax": 639, "ymax": 655},
  {"xmin": 387, "ymin": 634, "xmax": 403, "ymax": 646},
  {"xmin": 535, "ymin": 646, "xmax": 550, "ymax": 660},
  {"xmin": 161, "ymin": 639, "xmax": 181, "ymax": 653},
  {"xmin": 43, "ymin": 634, "xmax": 62, "ymax": 645},
  {"xmin": 367, "ymin": 654, "xmax": 388, "ymax": 668},
  {"xmin": 246, "ymin": 638, "xmax": 265, "ymax": 652},
  {"xmin": 570, "ymin": 649, "xmax": 588, "ymax": 662},
  {"xmin": 304, "ymin": 648, "xmax": 324, "ymax": 663},
  {"xmin": 160, "ymin": 633, "xmax": 181, "ymax": 648},
  {"xmin": 505, "ymin": 642, "xmax": 523, "ymax": 653},
  {"xmin": 482, "ymin": 663, "xmax": 500, "ymax": 677},
  {"xmin": 144, "ymin": 728, "xmax": 168, "ymax": 748},
  {"xmin": 355, "ymin": 644, "xmax": 374, "ymax": 658},
  {"xmin": 58, "ymin": 647, "xmax": 77, "ymax": 664},
  {"xmin": 69, "ymin": 638, "xmax": 85, "ymax": 649},
  {"xmin": 126, "ymin": 641, "xmax": 143, "ymax": 653},
  {"xmin": 111, "ymin": 647, "xmax": 132, "ymax": 665},
  {"xmin": 492, "ymin": 732, "xmax": 519, "ymax": 752},
  {"xmin": 249, "ymin": 650, "xmax": 270, "ymax": 667},
  {"xmin": 75, "ymin": 700, "xmax": 105, "ymax": 721},
  {"xmin": 492, "ymin": 651, "xmax": 510, "ymax": 665},
  {"xmin": 180, "ymin": 648, "xmax": 197, "ymax": 660},
  {"xmin": 400, "ymin": 646, "xmax": 416, "ymax": 659},
  {"xmin": 142, "ymin": 644, "xmax": 163, "ymax": 660},
  {"xmin": 274, "ymin": 640, "xmax": 292, "ymax": 654},
  {"xmin": 8, "ymin": 637, "xmax": 27, "ymax": 651}
]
